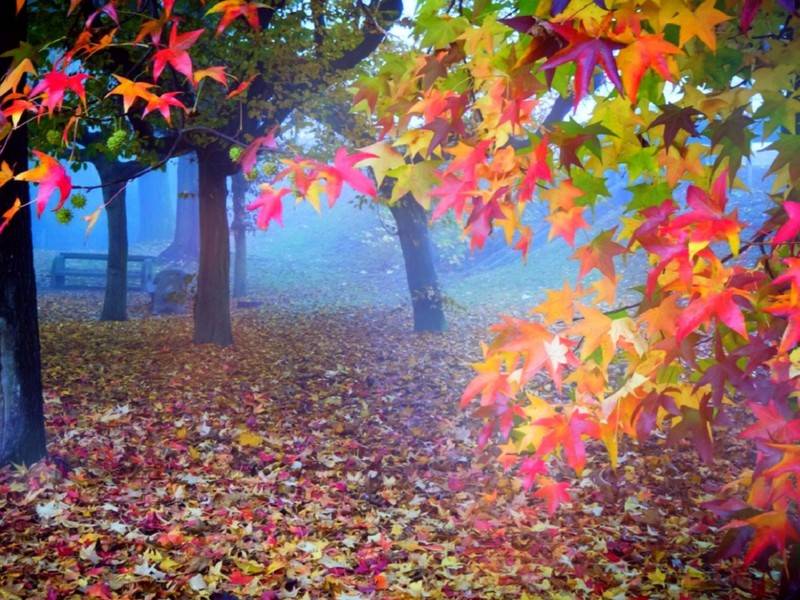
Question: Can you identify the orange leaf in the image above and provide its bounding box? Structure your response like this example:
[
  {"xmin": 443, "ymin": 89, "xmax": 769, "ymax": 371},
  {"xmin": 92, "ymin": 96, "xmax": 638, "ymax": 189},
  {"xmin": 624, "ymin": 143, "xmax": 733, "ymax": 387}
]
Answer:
[
  {"xmin": 227, "ymin": 74, "xmax": 257, "ymax": 100},
  {"xmin": 206, "ymin": 0, "xmax": 267, "ymax": 35},
  {"xmin": 106, "ymin": 75, "xmax": 157, "ymax": 113},
  {"xmin": 0, "ymin": 197, "xmax": 21, "ymax": 235},
  {"xmin": 532, "ymin": 281, "xmax": 586, "ymax": 326},
  {"xmin": 374, "ymin": 573, "xmax": 389, "ymax": 590},
  {"xmin": 546, "ymin": 204, "xmax": 589, "ymax": 248},
  {"xmin": 616, "ymin": 34, "xmax": 682, "ymax": 103},
  {"xmin": 571, "ymin": 228, "xmax": 626, "ymax": 280},
  {"xmin": 0, "ymin": 161, "xmax": 13, "ymax": 188}
]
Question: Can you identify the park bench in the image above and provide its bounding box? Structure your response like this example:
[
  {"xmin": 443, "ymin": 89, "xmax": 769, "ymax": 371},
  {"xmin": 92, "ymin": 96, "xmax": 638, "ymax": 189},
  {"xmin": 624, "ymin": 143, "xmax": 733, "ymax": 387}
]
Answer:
[{"xmin": 50, "ymin": 252, "xmax": 156, "ymax": 292}]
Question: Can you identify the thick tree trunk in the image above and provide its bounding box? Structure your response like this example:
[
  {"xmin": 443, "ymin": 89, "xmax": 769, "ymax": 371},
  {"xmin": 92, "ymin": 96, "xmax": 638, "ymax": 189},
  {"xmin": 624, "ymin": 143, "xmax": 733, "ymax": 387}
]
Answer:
[
  {"xmin": 390, "ymin": 194, "xmax": 447, "ymax": 332},
  {"xmin": 0, "ymin": 3, "xmax": 47, "ymax": 467},
  {"xmin": 96, "ymin": 159, "xmax": 137, "ymax": 322},
  {"xmin": 230, "ymin": 172, "xmax": 248, "ymax": 298},
  {"xmin": 194, "ymin": 148, "xmax": 233, "ymax": 346},
  {"xmin": 160, "ymin": 153, "xmax": 199, "ymax": 261}
]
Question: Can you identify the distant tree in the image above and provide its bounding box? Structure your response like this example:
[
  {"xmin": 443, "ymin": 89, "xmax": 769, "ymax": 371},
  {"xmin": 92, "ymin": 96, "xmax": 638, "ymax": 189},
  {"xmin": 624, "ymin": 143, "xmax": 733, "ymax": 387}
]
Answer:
[
  {"xmin": 230, "ymin": 171, "xmax": 250, "ymax": 298},
  {"xmin": 160, "ymin": 153, "xmax": 199, "ymax": 262},
  {"xmin": 389, "ymin": 192, "xmax": 446, "ymax": 331}
]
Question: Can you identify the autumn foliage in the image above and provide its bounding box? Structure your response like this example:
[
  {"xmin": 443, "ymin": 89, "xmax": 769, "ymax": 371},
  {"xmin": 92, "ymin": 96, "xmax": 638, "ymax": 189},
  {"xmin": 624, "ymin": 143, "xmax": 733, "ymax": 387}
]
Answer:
[
  {"xmin": 2, "ymin": 0, "xmax": 800, "ymax": 591},
  {"xmin": 340, "ymin": 0, "xmax": 800, "ymax": 588}
]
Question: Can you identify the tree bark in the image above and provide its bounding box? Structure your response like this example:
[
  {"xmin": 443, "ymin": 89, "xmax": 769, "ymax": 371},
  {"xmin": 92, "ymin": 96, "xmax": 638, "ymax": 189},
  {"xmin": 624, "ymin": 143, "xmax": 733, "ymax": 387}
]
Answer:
[
  {"xmin": 230, "ymin": 172, "xmax": 248, "ymax": 298},
  {"xmin": 390, "ymin": 194, "xmax": 447, "ymax": 332},
  {"xmin": 0, "ymin": 2, "xmax": 47, "ymax": 467},
  {"xmin": 160, "ymin": 153, "xmax": 200, "ymax": 261},
  {"xmin": 95, "ymin": 159, "xmax": 138, "ymax": 322},
  {"xmin": 194, "ymin": 148, "xmax": 233, "ymax": 346}
]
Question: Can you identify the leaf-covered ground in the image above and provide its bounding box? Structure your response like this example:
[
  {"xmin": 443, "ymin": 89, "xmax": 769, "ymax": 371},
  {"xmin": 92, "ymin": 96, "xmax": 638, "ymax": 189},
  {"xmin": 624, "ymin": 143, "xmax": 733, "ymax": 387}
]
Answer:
[{"xmin": 0, "ymin": 290, "xmax": 782, "ymax": 599}]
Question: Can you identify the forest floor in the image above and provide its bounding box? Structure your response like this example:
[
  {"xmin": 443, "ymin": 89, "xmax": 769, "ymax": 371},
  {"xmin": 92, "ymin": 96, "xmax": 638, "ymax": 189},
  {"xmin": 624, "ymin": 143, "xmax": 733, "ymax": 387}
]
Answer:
[
  {"xmin": 0, "ymin": 292, "xmax": 781, "ymax": 599},
  {"xmin": 0, "ymin": 228, "xmax": 783, "ymax": 599}
]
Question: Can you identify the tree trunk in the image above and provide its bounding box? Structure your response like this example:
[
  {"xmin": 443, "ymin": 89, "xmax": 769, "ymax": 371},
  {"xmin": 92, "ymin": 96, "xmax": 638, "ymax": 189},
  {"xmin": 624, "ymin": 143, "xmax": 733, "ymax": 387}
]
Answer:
[
  {"xmin": 390, "ymin": 194, "xmax": 447, "ymax": 332},
  {"xmin": 194, "ymin": 148, "xmax": 233, "ymax": 346},
  {"xmin": 0, "ymin": 2, "xmax": 47, "ymax": 467},
  {"xmin": 160, "ymin": 153, "xmax": 199, "ymax": 261},
  {"xmin": 230, "ymin": 172, "xmax": 248, "ymax": 298},
  {"xmin": 96, "ymin": 159, "xmax": 137, "ymax": 322}
]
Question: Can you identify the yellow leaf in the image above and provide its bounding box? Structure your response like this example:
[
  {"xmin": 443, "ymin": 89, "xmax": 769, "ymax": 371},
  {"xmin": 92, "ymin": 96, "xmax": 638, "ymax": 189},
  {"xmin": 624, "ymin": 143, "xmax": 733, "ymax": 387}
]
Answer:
[
  {"xmin": 159, "ymin": 557, "xmax": 180, "ymax": 572},
  {"xmin": 83, "ymin": 206, "xmax": 103, "ymax": 239},
  {"xmin": 265, "ymin": 560, "xmax": 284, "ymax": 574},
  {"xmin": 0, "ymin": 162, "xmax": 14, "ymax": 188},
  {"xmin": 238, "ymin": 430, "xmax": 262, "ymax": 447},
  {"xmin": 234, "ymin": 558, "xmax": 266, "ymax": 574},
  {"xmin": 359, "ymin": 141, "xmax": 404, "ymax": 187},
  {"xmin": 440, "ymin": 555, "xmax": 461, "ymax": 567},
  {"xmin": 648, "ymin": 567, "xmax": 667, "ymax": 586},
  {"xmin": 661, "ymin": 0, "xmax": 731, "ymax": 51},
  {"xmin": 0, "ymin": 58, "xmax": 35, "ymax": 98}
]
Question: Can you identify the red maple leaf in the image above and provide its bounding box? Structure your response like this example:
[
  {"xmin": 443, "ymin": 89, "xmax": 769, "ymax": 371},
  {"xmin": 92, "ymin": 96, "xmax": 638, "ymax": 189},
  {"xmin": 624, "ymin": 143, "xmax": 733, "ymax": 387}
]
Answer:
[
  {"xmin": 152, "ymin": 24, "xmax": 205, "ymax": 82},
  {"xmin": 465, "ymin": 193, "xmax": 506, "ymax": 251},
  {"xmin": 732, "ymin": 510, "xmax": 800, "ymax": 567},
  {"xmin": 14, "ymin": 151, "xmax": 72, "ymax": 216},
  {"xmin": 533, "ymin": 476, "xmax": 572, "ymax": 515},
  {"xmin": 246, "ymin": 184, "xmax": 290, "ymax": 230},
  {"xmin": 430, "ymin": 174, "xmax": 471, "ymax": 222},
  {"xmin": 773, "ymin": 201, "xmax": 800, "ymax": 245},
  {"xmin": 240, "ymin": 127, "xmax": 278, "ymax": 174},
  {"xmin": 324, "ymin": 148, "xmax": 378, "ymax": 205},
  {"xmin": 741, "ymin": 400, "xmax": 800, "ymax": 443},
  {"xmin": 542, "ymin": 24, "xmax": 624, "ymax": 106},
  {"xmin": 774, "ymin": 257, "xmax": 800, "ymax": 291},
  {"xmin": 142, "ymin": 92, "xmax": 186, "ymax": 124},
  {"xmin": 229, "ymin": 569, "xmax": 256, "ymax": 585},
  {"xmin": 571, "ymin": 228, "xmax": 626, "ymax": 279},
  {"xmin": 518, "ymin": 457, "xmax": 548, "ymax": 492},
  {"xmin": 85, "ymin": 581, "xmax": 113, "ymax": 599},
  {"xmin": 676, "ymin": 288, "xmax": 748, "ymax": 341},
  {"xmin": 29, "ymin": 68, "xmax": 89, "ymax": 115},
  {"xmin": 518, "ymin": 136, "xmax": 553, "ymax": 202}
]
